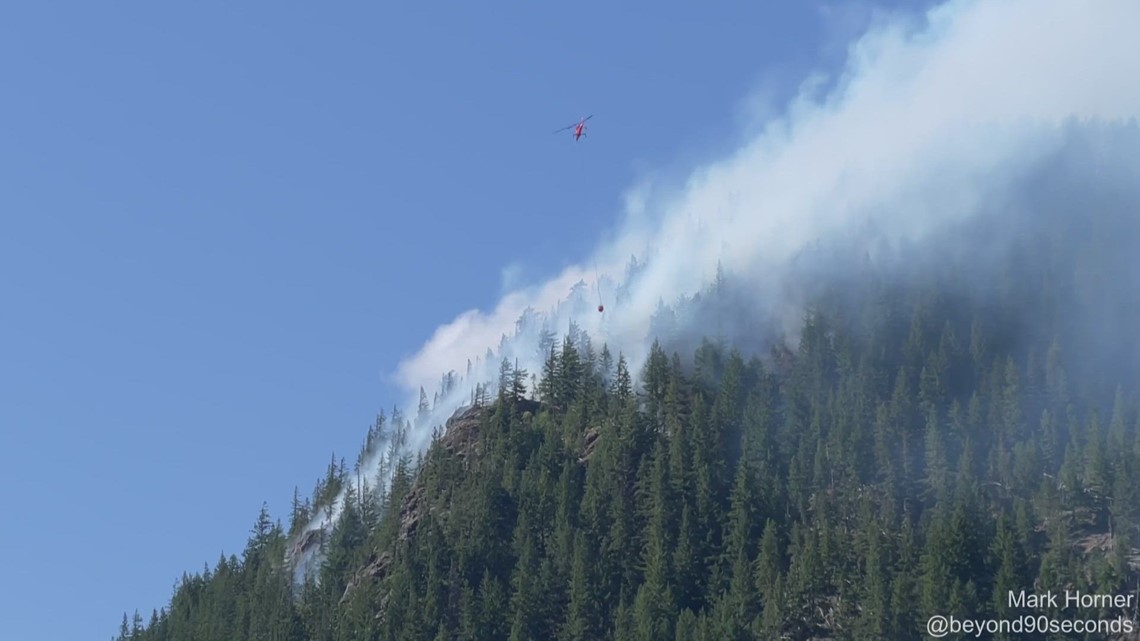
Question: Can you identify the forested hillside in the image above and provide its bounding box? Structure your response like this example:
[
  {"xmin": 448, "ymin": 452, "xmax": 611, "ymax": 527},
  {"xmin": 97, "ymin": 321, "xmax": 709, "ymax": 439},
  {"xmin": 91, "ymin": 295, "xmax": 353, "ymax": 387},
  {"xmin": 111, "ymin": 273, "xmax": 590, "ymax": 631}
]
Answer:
[{"xmin": 110, "ymin": 135, "xmax": 1140, "ymax": 640}]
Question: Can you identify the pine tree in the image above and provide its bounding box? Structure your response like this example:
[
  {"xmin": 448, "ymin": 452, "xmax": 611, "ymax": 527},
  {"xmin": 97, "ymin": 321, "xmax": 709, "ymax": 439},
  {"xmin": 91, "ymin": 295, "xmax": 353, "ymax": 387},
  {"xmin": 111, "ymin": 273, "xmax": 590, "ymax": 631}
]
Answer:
[
  {"xmin": 990, "ymin": 513, "xmax": 1027, "ymax": 634},
  {"xmin": 418, "ymin": 387, "xmax": 430, "ymax": 425},
  {"xmin": 107, "ymin": 209, "xmax": 1140, "ymax": 641},
  {"xmin": 562, "ymin": 531, "xmax": 600, "ymax": 641}
]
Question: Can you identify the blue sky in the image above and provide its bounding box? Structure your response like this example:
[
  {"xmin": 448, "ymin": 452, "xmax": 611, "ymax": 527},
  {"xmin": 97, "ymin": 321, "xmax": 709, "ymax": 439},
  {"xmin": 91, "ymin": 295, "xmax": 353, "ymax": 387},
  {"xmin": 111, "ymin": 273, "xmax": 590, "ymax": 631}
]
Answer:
[{"xmin": 0, "ymin": 1, "xmax": 925, "ymax": 638}]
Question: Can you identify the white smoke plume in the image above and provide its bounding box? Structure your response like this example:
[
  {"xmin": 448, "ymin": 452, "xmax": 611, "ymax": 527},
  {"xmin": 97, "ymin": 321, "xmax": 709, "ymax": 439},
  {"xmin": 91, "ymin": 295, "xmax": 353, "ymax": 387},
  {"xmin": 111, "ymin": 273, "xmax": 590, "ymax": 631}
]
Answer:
[{"xmin": 292, "ymin": 0, "xmax": 1140, "ymax": 566}]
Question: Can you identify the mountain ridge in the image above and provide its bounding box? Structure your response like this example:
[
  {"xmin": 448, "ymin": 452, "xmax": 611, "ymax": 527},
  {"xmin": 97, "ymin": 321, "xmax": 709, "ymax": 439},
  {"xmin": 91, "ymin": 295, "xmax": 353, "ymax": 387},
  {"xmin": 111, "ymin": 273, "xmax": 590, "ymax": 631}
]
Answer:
[{"xmin": 108, "ymin": 123, "xmax": 1140, "ymax": 641}]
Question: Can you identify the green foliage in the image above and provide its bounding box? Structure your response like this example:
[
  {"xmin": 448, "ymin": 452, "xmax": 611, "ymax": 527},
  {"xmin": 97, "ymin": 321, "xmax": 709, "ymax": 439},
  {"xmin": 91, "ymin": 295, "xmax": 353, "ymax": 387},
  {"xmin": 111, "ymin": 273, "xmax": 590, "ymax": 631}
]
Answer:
[{"xmin": 112, "ymin": 196, "xmax": 1140, "ymax": 640}]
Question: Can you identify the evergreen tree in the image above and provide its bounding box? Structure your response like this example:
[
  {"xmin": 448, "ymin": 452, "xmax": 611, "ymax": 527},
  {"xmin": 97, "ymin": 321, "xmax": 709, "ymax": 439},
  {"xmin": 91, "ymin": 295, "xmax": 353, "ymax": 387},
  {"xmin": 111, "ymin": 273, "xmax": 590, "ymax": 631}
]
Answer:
[{"xmin": 107, "ymin": 192, "xmax": 1140, "ymax": 641}]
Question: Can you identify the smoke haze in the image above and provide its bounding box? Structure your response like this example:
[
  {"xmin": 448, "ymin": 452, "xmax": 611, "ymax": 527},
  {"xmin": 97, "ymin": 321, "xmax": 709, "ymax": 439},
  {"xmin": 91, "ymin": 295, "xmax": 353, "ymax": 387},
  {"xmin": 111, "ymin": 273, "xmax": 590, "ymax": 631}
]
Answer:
[{"xmin": 295, "ymin": 0, "xmax": 1140, "ymax": 548}]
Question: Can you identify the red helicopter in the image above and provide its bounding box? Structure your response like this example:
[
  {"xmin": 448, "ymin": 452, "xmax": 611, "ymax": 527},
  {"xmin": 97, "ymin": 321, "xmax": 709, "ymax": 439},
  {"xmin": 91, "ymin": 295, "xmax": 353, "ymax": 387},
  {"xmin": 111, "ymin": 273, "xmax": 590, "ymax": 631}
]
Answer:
[{"xmin": 554, "ymin": 115, "xmax": 593, "ymax": 141}]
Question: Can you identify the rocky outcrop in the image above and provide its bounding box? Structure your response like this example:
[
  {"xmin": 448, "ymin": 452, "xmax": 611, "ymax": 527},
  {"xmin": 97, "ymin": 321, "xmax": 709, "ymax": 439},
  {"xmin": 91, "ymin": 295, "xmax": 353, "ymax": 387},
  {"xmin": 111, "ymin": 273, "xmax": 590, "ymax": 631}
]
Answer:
[
  {"xmin": 285, "ymin": 527, "xmax": 324, "ymax": 572},
  {"xmin": 437, "ymin": 405, "xmax": 487, "ymax": 465},
  {"xmin": 339, "ymin": 550, "xmax": 392, "ymax": 605},
  {"xmin": 578, "ymin": 426, "xmax": 601, "ymax": 463},
  {"xmin": 340, "ymin": 399, "xmax": 543, "ymax": 605},
  {"xmin": 395, "ymin": 402, "xmax": 515, "ymax": 541},
  {"xmin": 398, "ymin": 483, "xmax": 426, "ymax": 541},
  {"xmin": 293, "ymin": 528, "xmax": 322, "ymax": 556}
]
